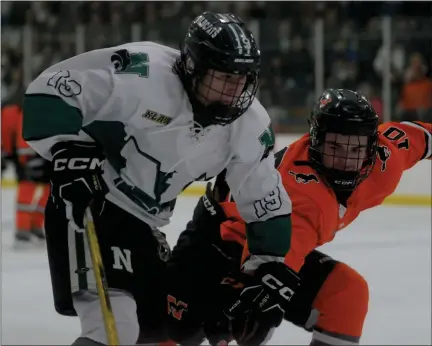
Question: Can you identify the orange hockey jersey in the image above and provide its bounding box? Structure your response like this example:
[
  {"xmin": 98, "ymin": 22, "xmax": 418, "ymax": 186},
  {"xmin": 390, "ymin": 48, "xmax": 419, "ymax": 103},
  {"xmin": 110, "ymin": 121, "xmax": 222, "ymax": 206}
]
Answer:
[
  {"xmin": 2, "ymin": 104, "xmax": 37, "ymax": 171},
  {"xmin": 2, "ymin": 104, "xmax": 50, "ymax": 234},
  {"xmin": 2, "ymin": 104, "xmax": 50, "ymax": 182},
  {"xmin": 219, "ymin": 121, "xmax": 432, "ymax": 272}
]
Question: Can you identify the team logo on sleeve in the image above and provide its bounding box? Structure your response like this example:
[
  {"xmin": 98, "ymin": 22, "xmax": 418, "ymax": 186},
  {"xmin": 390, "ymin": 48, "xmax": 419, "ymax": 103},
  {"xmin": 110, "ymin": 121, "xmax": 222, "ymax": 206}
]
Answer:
[
  {"xmin": 377, "ymin": 145, "xmax": 391, "ymax": 171},
  {"xmin": 289, "ymin": 171, "xmax": 319, "ymax": 184},
  {"xmin": 111, "ymin": 50, "xmax": 150, "ymax": 78},
  {"xmin": 111, "ymin": 49, "xmax": 132, "ymax": 72}
]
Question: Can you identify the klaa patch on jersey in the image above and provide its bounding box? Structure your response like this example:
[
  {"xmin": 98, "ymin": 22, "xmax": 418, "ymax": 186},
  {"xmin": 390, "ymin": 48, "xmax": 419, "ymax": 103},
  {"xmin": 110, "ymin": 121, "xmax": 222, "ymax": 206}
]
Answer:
[
  {"xmin": 289, "ymin": 171, "xmax": 319, "ymax": 184},
  {"xmin": 142, "ymin": 109, "xmax": 172, "ymax": 125}
]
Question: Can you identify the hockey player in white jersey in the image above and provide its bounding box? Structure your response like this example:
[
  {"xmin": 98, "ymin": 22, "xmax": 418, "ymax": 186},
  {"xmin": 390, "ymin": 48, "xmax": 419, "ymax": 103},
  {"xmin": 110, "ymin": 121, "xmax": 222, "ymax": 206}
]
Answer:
[{"xmin": 23, "ymin": 12, "xmax": 293, "ymax": 345}]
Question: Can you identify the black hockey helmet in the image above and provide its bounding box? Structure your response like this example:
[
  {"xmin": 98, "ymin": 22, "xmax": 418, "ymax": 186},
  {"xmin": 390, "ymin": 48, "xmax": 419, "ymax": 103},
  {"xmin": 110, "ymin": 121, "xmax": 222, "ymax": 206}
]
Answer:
[
  {"xmin": 174, "ymin": 11, "xmax": 261, "ymax": 127},
  {"xmin": 308, "ymin": 89, "xmax": 379, "ymax": 192}
]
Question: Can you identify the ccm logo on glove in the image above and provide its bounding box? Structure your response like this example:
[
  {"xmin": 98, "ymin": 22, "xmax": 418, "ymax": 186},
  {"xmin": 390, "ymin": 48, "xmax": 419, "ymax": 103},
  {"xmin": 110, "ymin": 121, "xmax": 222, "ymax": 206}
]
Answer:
[
  {"xmin": 54, "ymin": 157, "xmax": 104, "ymax": 171},
  {"xmin": 262, "ymin": 274, "xmax": 295, "ymax": 301},
  {"xmin": 202, "ymin": 194, "xmax": 217, "ymax": 216}
]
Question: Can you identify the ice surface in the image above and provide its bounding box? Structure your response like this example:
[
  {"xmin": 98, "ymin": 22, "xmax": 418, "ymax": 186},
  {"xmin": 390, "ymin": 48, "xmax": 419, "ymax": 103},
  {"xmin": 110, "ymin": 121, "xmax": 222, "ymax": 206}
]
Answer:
[{"xmin": 1, "ymin": 188, "xmax": 431, "ymax": 345}]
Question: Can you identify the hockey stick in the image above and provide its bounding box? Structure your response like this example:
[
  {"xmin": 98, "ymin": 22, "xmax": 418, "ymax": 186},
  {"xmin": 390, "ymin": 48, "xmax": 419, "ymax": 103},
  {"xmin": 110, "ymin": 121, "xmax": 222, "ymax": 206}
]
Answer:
[{"xmin": 85, "ymin": 206, "xmax": 120, "ymax": 345}]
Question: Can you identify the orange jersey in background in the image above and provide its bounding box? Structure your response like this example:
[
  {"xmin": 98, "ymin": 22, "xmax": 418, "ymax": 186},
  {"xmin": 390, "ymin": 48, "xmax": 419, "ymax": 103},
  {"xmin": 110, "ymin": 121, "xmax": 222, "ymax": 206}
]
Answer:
[
  {"xmin": 2, "ymin": 104, "xmax": 50, "ymax": 234},
  {"xmin": 220, "ymin": 121, "xmax": 432, "ymax": 272},
  {"xmin": 1, "ymin": 104, "xmax": 38, "ymax": 166},
  {"xmin": 2, "ymin": 104, "xmax": 21, "ymax": 157}
]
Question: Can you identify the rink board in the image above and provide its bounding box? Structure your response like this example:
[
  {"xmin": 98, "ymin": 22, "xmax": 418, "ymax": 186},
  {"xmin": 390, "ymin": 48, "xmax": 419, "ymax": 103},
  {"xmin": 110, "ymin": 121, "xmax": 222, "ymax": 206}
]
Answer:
[
  {"xmin": 181, "ymin": 183, "xmax": 432, "ymax": 206},
  {"xmin": 1, "ymin": 178, "xmax": 430, "ymax": 207},
  {"xmin": 2, "ymin": 134, "xmax": 430, "ymax": 207}
]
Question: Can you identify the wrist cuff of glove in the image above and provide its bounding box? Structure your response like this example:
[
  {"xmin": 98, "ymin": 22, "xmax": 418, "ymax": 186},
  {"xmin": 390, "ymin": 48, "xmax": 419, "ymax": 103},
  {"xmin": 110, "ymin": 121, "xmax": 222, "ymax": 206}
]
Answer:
[
  {"xmin": 192, "ymin": 182, "xmax": 228, "ymax": 224},
  {"xmin": 242, "ymin": 255, "xmax": 285, "ymax": 273},
  {"xmin": 51, "ymin": 141, "xmax": 102, "ymax": 157}
]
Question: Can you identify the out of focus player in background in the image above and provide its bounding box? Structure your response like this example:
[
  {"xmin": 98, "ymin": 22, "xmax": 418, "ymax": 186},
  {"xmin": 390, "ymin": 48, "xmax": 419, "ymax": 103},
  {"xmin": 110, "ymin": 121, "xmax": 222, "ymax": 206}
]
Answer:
[
  {"xmin": 165, "ymin": 89, "xmax": 432, "ymax": 346},
  {"xmin": 1, "ymin": 97, "xmax": 50, "ymax": 248},
  {"xmin": 22, "ymin": 11, "xmax": 294, "ymax": 345}
]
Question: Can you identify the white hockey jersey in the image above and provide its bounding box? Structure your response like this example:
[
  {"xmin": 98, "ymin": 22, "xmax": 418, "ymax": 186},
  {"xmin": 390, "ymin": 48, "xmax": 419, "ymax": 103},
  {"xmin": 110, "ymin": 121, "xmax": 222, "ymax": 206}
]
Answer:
[{"xmin": 23, "ymin": 42, "xmax": 292, "ymax": 258}]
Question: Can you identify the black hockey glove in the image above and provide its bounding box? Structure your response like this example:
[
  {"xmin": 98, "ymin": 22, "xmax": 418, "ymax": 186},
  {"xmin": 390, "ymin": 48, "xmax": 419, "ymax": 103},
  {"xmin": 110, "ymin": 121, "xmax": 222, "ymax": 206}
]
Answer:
[
  {"xmin": 223, "ymin": 261, "xmax": 301, "ymax": 345},
  {"xmin": 190, "ymin": 181, "xmax": 246, "ymax": 265},
  {"xmin": 50, "ymin": 141, "xmax": 107, "ymax": 231},
  {"xmin": 192, "ymin": 182, "xmax": 228, "ymax": 237},
  {"xmin": 193, "ymin": 182, "xmax": 227, "ymax": 224}
]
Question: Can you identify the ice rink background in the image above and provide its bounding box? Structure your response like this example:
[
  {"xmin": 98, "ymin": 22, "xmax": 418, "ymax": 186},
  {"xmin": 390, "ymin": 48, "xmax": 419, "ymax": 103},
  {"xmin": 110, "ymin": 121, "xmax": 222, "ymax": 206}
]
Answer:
[{"xmin": 1, "ymin": 188, "xmax": 431, "ymax": 345}]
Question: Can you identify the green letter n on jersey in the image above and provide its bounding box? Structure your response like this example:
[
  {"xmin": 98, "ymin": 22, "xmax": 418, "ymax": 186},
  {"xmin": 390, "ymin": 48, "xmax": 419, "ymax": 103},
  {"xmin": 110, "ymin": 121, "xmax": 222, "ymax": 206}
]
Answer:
[
  {"xmin": 259, "ymin": 126, "xmax": 275, "ymax": 160},
  {"xmin": 112, "ymin": 49, "xmax": 150, "ymax": 78}
]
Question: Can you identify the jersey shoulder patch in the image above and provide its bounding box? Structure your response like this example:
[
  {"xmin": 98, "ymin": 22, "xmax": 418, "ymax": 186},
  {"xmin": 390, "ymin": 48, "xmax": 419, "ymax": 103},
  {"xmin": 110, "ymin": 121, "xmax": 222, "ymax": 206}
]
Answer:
[
  {"xmin": 109, "ymin": 42, "xmax": 187, "ymax": 123},
  {"xmin": 230, "ymin": 99, "xmax": 273, "ymax": 162},
  {"xmin": 288, "ymin": 171, "xmax": 319, "ymax": 184}
]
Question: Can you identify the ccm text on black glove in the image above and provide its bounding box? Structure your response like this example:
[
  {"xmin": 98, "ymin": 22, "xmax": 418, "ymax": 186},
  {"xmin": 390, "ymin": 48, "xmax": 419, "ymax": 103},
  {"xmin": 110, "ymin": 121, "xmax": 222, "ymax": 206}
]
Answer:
[{"xmin": 50, "ymin": 141, "xmax": 107, "ymax": 231}]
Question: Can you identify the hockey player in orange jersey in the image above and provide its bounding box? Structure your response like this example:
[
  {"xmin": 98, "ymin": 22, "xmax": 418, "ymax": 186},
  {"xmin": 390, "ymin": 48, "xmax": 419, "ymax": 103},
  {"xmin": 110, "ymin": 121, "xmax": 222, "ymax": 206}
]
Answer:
[
  {"xmin": 1, "ymin": 102, "xmax": 50, "ymax": 247},
  {"xmin": 164, "ymin": 89, "xmax": 431, "ymax": 346}
]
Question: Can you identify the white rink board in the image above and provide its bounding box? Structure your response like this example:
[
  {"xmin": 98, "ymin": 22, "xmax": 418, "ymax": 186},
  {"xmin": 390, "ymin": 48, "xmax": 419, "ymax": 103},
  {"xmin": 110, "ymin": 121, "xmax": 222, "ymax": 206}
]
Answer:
[{"xmin": 2, "ymin": 134, "xmax": 430, "ymax": 199}]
